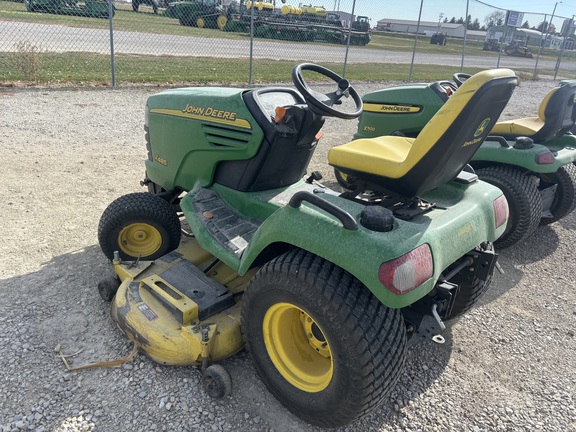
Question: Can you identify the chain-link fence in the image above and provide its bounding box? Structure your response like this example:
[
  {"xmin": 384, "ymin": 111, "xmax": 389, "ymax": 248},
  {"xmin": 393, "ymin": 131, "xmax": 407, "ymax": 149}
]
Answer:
[{"xmin": 0, "ymin": 0, "xmax": 575, "ymax": 86}]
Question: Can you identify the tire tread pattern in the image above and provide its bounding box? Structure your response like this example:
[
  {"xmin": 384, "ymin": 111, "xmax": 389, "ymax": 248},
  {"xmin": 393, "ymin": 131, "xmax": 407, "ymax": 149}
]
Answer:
[
  {"xmin": 477, "ymin": 166, "xmax": 542, "ymax": 248},
  {"xmin": 242, "ymin": 249, "xmax": 406, "ymax": 427}
]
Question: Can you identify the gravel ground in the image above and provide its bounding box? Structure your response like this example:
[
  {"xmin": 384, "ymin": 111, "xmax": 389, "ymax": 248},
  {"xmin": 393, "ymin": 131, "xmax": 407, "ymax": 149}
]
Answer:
[{"xmin": 1, "ymin": 77, "xmax": 575, "ymax": 432}]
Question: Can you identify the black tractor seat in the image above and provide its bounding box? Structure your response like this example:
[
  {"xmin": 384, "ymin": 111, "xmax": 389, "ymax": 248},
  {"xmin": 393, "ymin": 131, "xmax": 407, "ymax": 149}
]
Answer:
[
  {"xmin": 328, "ymin": 69, "xmax": 518, "ymax": 198},
  {"xmin": 491, "ymin": 80, "xmax": 576, "ymax": 143}
]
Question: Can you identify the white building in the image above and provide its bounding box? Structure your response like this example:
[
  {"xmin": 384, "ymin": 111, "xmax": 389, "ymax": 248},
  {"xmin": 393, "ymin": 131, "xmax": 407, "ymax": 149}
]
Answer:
[{"xmin": 376, "ymin": 19, "xmax": 468, "ymax": 38}]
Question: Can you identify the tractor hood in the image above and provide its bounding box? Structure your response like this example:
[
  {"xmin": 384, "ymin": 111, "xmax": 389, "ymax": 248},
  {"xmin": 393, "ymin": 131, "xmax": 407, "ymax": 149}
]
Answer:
[
  {"xmin": 144, "ymin": 87, "xmax": 265, "ymax": 191},
  {"xmin": 146, "ymin": 87, "xmax": 254, "ymax": 131}
]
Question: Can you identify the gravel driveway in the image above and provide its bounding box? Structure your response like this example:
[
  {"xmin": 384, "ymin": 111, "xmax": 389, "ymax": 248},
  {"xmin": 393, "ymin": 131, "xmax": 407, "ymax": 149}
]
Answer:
[{"xmin": 1, "ymin": 77, "xmax": 575, "ymax": 432}]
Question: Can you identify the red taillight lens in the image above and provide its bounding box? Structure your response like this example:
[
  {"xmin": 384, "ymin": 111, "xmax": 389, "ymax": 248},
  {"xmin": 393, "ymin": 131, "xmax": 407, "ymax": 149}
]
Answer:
[
  {"xmin": 493, "ymin": 194, "xmax": 509, "ymax": 229},
  {"xmin": 379, "ymin": 244, "xmax": 433, "ymax": 295},
  {"xmin": 535, "ymin": 151, "xmax": 555, "ymax": 164}
]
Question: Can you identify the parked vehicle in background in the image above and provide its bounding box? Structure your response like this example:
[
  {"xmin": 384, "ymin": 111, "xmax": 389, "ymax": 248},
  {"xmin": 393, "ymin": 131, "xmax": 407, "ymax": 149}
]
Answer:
[
  {"xmin": 24, "ymin": 0, "xmax": 112, "ymax": 18},
  {"xmin": 430, "ymin": 32, "xmax": 446, "ymax": 45},
  {"xmin": 483, "ymin": 38, "xmax": 501, "ymax": 52},
  {"xmin": 504, "ymin": 40, "xmax": 533, "ymax": 58},
  {"xmin": 164, "ymin": 0, "xmax": 227, "ymax": 29},
  {"xmin": 132, "ymin": 0, "xmax": 162, "ymax": 14},
  {"xmin": 223, "ymin": 1, "xmax": 371, "ymax": 45}
]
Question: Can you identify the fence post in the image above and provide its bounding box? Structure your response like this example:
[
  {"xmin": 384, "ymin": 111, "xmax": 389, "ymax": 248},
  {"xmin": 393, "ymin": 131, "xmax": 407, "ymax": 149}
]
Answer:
[
  {"xmin": 248, "ymin": 3, "xmax": 255, "ymax": 86},
  {"xmin": 342, "ymin": 0, "xmax": 357, "ymax": 78},
  {"xmin": 108, "ymin": 0, "xmax": 116, "ymax": 87},
  {"xmin": 408, "ymin": 0, "xmax": 424, "ymax": 82},
  {"xmin": 460, "ymin": 0, "xmax": 469, "ymax": 72},
  {"xmin": 554, "ymin": 15, "xmax": 574, "ymax": 80}
]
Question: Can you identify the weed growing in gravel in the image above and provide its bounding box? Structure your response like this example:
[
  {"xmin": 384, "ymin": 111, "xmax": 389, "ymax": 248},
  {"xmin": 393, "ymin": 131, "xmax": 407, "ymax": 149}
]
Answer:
[{"xmin": 11, "ymin": 41, "xmax": 43, "ymax": 81}]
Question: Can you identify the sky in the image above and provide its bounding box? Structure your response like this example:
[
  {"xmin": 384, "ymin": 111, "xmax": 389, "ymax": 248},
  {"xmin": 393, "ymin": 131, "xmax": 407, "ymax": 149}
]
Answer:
[{"xmin": 319, "ymin": 0, "xmax": 575, "ymax": 28}]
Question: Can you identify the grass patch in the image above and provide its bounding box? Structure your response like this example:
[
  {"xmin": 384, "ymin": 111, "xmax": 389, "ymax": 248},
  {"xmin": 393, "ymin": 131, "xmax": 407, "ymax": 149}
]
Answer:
[{"xmin": 0, "ymin": 51, "xmax": 542, "ymax": 86}]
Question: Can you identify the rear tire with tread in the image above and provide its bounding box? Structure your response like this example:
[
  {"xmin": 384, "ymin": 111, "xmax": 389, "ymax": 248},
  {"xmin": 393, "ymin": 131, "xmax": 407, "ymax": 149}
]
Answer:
[
  {"xmin": 241, "ymin": 249, "xmax": 406, "ymax": 428},
  {"xmin": 476, "ymin": 166, "xmax": 542, "ymax": 248}
]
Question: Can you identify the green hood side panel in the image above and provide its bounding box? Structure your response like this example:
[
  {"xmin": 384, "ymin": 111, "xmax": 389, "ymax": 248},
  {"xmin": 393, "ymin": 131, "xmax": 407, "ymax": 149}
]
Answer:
[
  {"xmin": 471, "ymin": 139, "xmax": 576, "ymax": 172},
  {"xmin": 145, "ymin": 88, "xmax": 264, "ymax": 191}
]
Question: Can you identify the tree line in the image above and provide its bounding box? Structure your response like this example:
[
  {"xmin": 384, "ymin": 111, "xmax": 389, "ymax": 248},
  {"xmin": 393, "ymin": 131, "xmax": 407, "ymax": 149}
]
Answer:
[{"xmin": 443, "ymin": 10, "xmax": 557, "ymax": 34}]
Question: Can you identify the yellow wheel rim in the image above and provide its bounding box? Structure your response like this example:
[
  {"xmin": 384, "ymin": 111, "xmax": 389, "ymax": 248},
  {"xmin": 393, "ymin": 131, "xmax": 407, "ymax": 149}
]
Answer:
[
  {"xmin": 263, "ymin": 303, "xmax": 333, "ymax": 393},
  {"xmin": 196, "ymin": 17, "xmax": 205, "ymax": 28},
  {"xmin": 217, "ymin": 15, "xmax": 228, "ymax": 30},
  {"xmin": 118, "ymin": 223, "xmax": 162, "ymax": 257}
]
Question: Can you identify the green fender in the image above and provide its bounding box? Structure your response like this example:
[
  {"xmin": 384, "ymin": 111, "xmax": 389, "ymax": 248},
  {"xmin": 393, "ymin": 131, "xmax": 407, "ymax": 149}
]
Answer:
[
  {"xmin": 180, "ymin": 180, "xmax": 505, "ymax": 309},
  {"xmin": 237, "ymin": 199, "xmax": 431, "ymax": 308},
  {"xmin": 238, "ymin": 181, "xmax": 505, "ymax": 309}
]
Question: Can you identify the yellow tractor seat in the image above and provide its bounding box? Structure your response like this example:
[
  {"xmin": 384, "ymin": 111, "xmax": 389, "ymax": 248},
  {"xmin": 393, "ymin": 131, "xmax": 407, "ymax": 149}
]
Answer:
[
  {"xmin": 329, "ymin": 69, "xmax": 518, "ymax": 197},
  {"xmin": 491, "ymin": 80, "xmax": 576, "ymax": 143}
]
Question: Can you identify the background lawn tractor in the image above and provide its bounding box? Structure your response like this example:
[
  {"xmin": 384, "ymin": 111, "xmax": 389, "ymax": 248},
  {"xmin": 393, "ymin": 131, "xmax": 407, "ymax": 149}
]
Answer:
[
  {"xmin": 348, "ymin": 75, "xmax": 576, "ymax": 248},
  {"xmin": 97, "ymin": 64, "xmax": 516, "ymax": 427},
  {"xmin": 504, "ymin": 41, "xmax": 533, "ymax": 58},
  {"xmin": 24, "ymin": 0, "xmax": 111, "ymax": 18}
]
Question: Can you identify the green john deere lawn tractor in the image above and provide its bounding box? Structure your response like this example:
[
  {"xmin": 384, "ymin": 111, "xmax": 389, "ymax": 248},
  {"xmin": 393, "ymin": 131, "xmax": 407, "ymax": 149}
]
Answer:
[
  {"xmin": 163, "ymin": 0, "xmax": 228, "ymax": 29},
  {"xmin": 348, "ymin": 74, "xmax": 576, "ymax": 249},
  {"xmin": 24, "ymin": 0, "xmax": 111, "ymax": 18},
  {"xmin": 97, "ymin": 64, "xmax": 516, "ymax": 427}
]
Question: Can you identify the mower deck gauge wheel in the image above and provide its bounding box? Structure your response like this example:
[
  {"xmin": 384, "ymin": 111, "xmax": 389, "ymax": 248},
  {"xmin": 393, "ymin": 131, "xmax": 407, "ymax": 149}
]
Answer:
[
  {"xmin": 202, "ymin": 365, "xmax": 232, "ymax": 399},
  {"xmin": 97, "ymin": 276, "xmax": 121, "ymax": 302}
]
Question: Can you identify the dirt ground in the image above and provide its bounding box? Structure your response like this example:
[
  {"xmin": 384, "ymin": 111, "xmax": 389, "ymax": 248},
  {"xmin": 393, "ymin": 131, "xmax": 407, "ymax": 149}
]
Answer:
[{"xmin": 0, "ymin": 80, "xmax": 575, "ymax": 432}]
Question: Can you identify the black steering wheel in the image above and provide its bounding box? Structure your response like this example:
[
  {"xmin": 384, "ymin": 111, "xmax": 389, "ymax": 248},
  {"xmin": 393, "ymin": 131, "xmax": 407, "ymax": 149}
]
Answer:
[
  {"xmin": 453, "ymin": 73, "xmax": 472, "ymax": 88},
  {"xmin": 291, "ymin": 63, "xmax": 362, "ymax": 119}
]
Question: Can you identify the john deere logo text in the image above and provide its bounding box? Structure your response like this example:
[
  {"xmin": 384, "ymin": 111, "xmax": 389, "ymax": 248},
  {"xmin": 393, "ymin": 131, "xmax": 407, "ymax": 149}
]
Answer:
[
  {"xmin": 182, "ymin": 104, "xmax": 237, "ymax": 121},
  {"xmin": 364, "ymin": 103, "xmax": 421, "ymax": 114},
  {"xmin": 473, "ymin": 118, "xmax": 491, "ymax": 137}
]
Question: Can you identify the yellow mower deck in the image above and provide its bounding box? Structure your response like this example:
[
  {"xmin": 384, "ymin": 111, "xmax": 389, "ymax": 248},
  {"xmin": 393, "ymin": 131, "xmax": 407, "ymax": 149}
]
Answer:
[{"xmin": 110, "ymin": 236, "xmax": 257, "ymax": 366}]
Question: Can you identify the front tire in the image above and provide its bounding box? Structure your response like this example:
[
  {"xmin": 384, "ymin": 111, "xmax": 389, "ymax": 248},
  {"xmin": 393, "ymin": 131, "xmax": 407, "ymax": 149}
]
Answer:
[
  {"xmin": 98, "ymin": 193, "xmax": 181, "ymax": 260},
  {"xmin": 476, "ymin": 166, "xmax": 543, "ymax": 248},
  {"xmin": 241, "ymin": 249, "xmax": 406, "ymax": 428}
]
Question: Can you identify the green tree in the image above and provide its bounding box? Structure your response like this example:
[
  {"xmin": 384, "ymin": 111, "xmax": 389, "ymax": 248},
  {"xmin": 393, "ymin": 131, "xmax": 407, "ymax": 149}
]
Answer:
[
  {"xmin": 469, "ymin": 18, "xmax": 481, "ymax": 30},
  {"xmin": 537, "ymin": 21, "xmax": 548, "ymax": 32},
  {"xmin": 484, "ymin": 10, "xmax": 505, "ymax": 28}
]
